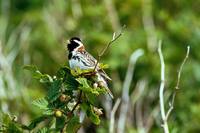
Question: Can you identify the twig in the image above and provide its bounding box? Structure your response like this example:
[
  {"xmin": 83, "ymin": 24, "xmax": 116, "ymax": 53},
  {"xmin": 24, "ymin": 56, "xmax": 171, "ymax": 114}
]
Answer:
[
  {"xmin": 61, "ymin": 90, "xmax": 82, "ymax": 133},
  {"xmin": 175, "ymin": 46, "xmax": 190, "ymax": 90},
  {"xmin": 109, "ymin": 98, "xmax": 121, "ymax": 133},
  {"xmin": 70, "ymin": 90, "xmax": 82, "ymax": 115},
  {"xmin": 93, "ymin": 25, "xmax": 126, "ymax": 71},
  {"xmin": 165, "ymin": 46, "xmax": 190, "ymax": 120},
  {"xmin": 158, "ymin": 40, "xmax": 169, "ymax": 133},
  {"xmin": 117, "ymin": 49, "xmax": 144, "ymax": 133}
]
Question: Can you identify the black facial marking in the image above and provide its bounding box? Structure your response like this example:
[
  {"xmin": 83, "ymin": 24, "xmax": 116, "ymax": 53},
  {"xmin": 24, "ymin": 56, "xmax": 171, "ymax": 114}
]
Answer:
[
  {"xmin": 67, "ymin": 37, "xmax": 82, "ymax": 52},
  {"xmin": 68, "ymin": 52, "xmax": 72, "ymax": 59}
]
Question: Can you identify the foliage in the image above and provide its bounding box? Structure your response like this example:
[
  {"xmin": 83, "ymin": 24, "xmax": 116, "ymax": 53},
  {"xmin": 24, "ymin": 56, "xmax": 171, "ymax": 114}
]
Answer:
[
  {"xmin": 0, "ymin": 65, "xmax": 109, "ymax": 132},
  {"xmin": 0, "ymin": 0, "xmax": 200, "ymax": 132}
]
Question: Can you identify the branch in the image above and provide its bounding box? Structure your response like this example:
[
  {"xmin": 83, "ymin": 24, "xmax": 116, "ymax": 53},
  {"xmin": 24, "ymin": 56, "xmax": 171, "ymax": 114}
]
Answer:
[
  {"xmin": 175, "ymin": 46, "xmax": 190, "ymax": 90},
  {"xmin": 117, "ymin": 49, "xmax": 144, "ymax": 133},
  {"xmin": 109, "ymin": 98, "xmax": 121, "ymax": 133},
  {"xmin": 70, "ymin": 90, "xmax": 82, "ymax": 114},
  {"xmin": 158, "ymin": 40, "xmax": 169, "ymax": 133},
  {"xmin": 93, "ymin": 25, "xmax": 126, "ymax": 71},
  {"xmin": 165, "ymin": 46, "xmax": 190, "ymax": 120},
  {"xmin": 61, "ymin": 90, "xmax": 82, "ymax": 133}
]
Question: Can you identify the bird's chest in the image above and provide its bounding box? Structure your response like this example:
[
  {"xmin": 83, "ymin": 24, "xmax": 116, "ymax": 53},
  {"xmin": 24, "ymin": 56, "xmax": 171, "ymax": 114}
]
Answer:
[{"xmin": 69, "ymin": 52, "xmax": 88, "ymax": 70}]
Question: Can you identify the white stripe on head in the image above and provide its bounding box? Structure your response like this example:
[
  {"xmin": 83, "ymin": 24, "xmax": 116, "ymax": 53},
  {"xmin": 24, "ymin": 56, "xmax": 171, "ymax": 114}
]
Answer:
[
  {"xmin": 73, "ymin": 39, "xmax": 84, "ymax": 51},
  {"xmin": 74, "ymin": 40, "xmax": 83, "ymax": 46}
]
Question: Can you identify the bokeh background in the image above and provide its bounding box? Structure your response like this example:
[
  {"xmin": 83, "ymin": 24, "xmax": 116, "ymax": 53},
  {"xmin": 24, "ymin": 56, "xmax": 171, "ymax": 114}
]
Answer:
[{"xmin": 0, "ymin": 0, "xmax": 200, "ymax": 132}]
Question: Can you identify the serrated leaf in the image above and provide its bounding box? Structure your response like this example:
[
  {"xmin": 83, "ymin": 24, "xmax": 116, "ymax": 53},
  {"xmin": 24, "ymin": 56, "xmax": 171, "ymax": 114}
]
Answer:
[
  {"xmin": 66, "ymin": 116, "xmax": 81, "ymax": 133},
  {"xmin": 64, "ymin": 74, "xmax": 79, "ymax": 91},
  {"xmin": 32, "ymin": 98, "xmax": 48, "ymax": 110},
  {"xmin": 47, "ymin": 80, "xmax": 62, "ymax": 102}
]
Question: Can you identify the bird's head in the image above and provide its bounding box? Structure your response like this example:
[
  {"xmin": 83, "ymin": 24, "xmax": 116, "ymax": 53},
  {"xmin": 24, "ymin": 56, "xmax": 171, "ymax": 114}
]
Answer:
[{"xmin": 67, "ymin": 37, "xmax": 84, "ymax": 52}]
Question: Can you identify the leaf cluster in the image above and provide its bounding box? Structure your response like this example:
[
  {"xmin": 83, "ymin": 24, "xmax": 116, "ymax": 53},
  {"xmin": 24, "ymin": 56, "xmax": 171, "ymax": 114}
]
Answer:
[{"xmin": 0, "ymin": 65, "xmax": 109, "ymax": 132}]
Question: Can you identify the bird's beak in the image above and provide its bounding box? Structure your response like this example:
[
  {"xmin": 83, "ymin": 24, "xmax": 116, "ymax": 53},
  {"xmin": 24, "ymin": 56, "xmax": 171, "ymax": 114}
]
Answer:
[{"xmin": 67, "ymin": 40, "xmax": 70, "ymax": 44}]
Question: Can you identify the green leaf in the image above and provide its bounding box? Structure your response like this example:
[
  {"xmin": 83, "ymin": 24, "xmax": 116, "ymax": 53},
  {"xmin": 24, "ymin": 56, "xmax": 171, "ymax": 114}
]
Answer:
[
  {"xmin": 23, "ymin": 65, "xmax": 38, "ymax": 71},
  {"xmin": 7, "ymin": 122, "xmax": 22, "ymax": 133},
  {"xmin": 55, "ymin": 117, "xmax": 65, "ymax": 130},
  {"xmin": 43, "ymin": 109, "xmax": 54, "ymax": 115},
  {"xmin": 47, "ymin": 80, "xmax": 62, "ymax": 102},
  {"xmin": 58, "ymin": 66, "xmax": 79, "ymax": 91},
  {"xmin": 37, "ymin": 127, "xmax": 48, "ymax": 133},
  {"xmin": 88, "ymin": 106, "xmax": 100, "ymax": 125},
  {"xmin": 64, "ymin": 74, "xmax": 79, "ymax": 91},
  {"xmin": 66, "ymin": 116, "xmax": 81, "ymax": 133},
  {"xmin": 80, "ymin": 102, "xmax": 90, "ymax": 112},
  {"xmin": 70, "ymin": 67, "xmax": 94, "ymax": 77},
  {"xmin": 85, "ymin": 93, "xmax": 96, "ymax": 105},
  {"xmin": 57, "ymin": 66, "xmax": 71, "ymax": 78},
  {"xmin": 32, "ymin": 98, "xmax": 49, "ymax": 110},
  {"xmin": 99, "ymin": 63, "xmax": 109, "ymax": 69},
  {"xmin": 0, "ymin": 113, "xmax": 23, "ymax": 132},
  {"xmin": 24, "ymin": 65, "xmax": 53, "ymax": 83},
  {"xmin": 24, "ymin": 65, "xmax": 42, "ymax": 79},
  {"xmin": 80, "ymin": 102, "xmax": 100, "ymax": 125},
  {"xmin": 27, "ymin": 115, "xmax": 49, "ymax": 130},
  {"xmin": 40, "ymin": 74, "xmax": 53, "ymax": 83},
  {"xmin": 76, "ymin": 78, "xmax": 99, "ymax": 95}
]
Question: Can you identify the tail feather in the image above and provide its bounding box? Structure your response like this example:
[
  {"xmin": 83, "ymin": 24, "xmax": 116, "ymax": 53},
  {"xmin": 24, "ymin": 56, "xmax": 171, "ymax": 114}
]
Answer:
[
  {"xmin": 105, "ymin": 87, "xmax": 114, "ymax": 99},
  {"xmin": 98, "ymin": 69, "xmax": 112, "ymax": 81},
  {"xmin": 96, "ymin": 73, "xmax": 114, "ymax": 99}
]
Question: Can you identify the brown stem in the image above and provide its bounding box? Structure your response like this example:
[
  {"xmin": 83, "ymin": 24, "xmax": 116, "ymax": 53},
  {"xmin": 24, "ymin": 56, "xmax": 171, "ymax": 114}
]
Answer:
[
  {"xmin": 93, "ymin": 25, "xmax": 126, "ymax": 72},
  {"xmin": 61, "ymin": 90, "xmax": 82, "ymax": 133}
]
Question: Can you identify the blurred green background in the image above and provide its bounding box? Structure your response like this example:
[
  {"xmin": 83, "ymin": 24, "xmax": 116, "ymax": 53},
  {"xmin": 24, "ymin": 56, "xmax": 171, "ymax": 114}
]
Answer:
[{"xmin": 0, "ymin": 0, "xmax": 200, "ymax": 132}]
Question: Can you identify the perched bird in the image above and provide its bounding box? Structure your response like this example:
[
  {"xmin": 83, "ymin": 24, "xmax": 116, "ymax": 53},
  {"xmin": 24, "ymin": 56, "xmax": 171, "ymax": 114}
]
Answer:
[{"xmin": 67, "ymin": 37, "xmax": 113, "ymax": 99}]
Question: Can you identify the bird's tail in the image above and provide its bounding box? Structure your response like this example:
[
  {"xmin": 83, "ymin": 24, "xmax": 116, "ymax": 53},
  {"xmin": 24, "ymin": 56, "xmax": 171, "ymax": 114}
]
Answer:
[
  {"xmin": 105, "ymin": 87, "xmax": 114, "ymax": 99},
  {"xmin": 96, "ymin": 73, "xmax": 114, "ymax": 99}
]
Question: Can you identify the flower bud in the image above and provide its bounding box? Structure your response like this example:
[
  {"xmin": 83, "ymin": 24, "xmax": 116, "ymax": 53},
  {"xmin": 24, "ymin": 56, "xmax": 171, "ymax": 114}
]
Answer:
[
  {"xmin": 93, "ymin": 82, "xmax": 98, "ymax": 88},
  {"xmin": 93, "ymin": 107, "xmax": 103, "ymax": 116},
  {"xmin": 59, "ymin": 94, "xmax": 70, "ymax": 102}
]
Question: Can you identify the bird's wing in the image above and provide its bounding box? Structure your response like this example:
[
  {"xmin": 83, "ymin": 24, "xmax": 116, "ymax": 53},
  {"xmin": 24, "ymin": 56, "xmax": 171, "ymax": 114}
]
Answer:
[
  {"xmin": 79, "ymin": 51, "xmax": 97, "ymax": 68},
  {"xmin": 81, "ymin": 51, "xmax": 112, "ymax": 80}
]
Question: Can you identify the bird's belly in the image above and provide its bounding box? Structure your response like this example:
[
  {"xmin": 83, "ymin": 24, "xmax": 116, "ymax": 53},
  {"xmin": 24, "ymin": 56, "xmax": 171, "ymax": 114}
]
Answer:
[{"xmin": 69, "ymin": 59, "xmax": 92, "ymax": 70}]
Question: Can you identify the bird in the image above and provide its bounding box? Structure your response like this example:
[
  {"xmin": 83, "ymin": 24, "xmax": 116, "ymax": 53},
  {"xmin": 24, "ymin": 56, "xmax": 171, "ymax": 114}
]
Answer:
[{"xmin": 67, "ymin": 37, "xmax": 113, "ymax": 99}]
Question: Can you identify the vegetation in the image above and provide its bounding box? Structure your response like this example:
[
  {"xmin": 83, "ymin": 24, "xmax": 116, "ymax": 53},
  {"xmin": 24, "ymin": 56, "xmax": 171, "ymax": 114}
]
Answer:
[{"xmin": 0, "ymin": 0, "xmax": 200, "ymax": 133}]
